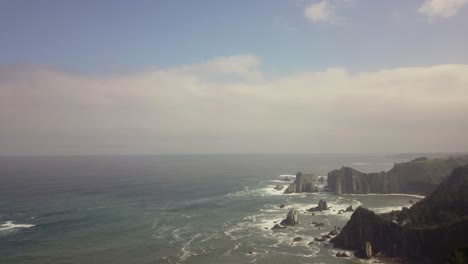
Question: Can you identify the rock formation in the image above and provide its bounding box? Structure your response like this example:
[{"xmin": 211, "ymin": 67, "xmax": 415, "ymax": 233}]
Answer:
[
  {"xmin": 280, "ymin": 209, "xmax": 299, "ymax": 226},
  {"xmin": 284, "ymin": 172, "xmax": 319, "ymax": 194},
  {"xmin": 331, "ymin": 165, "xmax": 468, "ymax": 263},
  {"xmin": 307, "ymin": 200, "xmax": 329, "ymax": 212},
  {"xmin": 327, "ymin": 155, "xmax": 468, "ymax": 195},
  {"xmin": 274, "ymin": 184, "xmax": 284, "ymax": 190}
]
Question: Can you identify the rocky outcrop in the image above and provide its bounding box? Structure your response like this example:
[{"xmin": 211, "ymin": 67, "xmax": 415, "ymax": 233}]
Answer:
[
  {"xmin": 345, "ymin": 205, "xmax": 354, "ymax": 212},
  {"xmin": 307, "ymin": 200, "xmax": 329, "ymax": 212},
  {"xmin": 327, "ymin": 156, "xmax": 468, "ymax": 195},
  {"xmin": 284, "ymin": 172, "xmax": 319, "ymax": 194},
  {"xmin": 274, "ymin": 184, "xmax": 284, "ymax": 190},
  {"xmin": 331, "ymin": 166, "xmax": 468, "ymax": 263},
  {"xmin": 280, "ymin": 209, "xmax": 299, "ymax": 226}
]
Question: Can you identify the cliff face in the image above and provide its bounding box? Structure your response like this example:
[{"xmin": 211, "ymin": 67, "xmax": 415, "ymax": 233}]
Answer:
[
  {"xmin": 327, "ymin": 156, "xmax": 468, "ymax": 195},
  {"xmin": 331, "ymin": 166, "xmax": 468, "ymax": 262},
  {"xmin": 284, "ymin": 172, "xmax": 319, "ymax": 194}
]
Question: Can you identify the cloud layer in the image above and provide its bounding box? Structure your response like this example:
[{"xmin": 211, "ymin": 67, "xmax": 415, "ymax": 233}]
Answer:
[
  {"xmin": 1, "ymin": 56, "xmax": 468, "ymax": 155},
  {"xmin": 418, "ymin": 0, "xmax": 468, "ymax": 18}
]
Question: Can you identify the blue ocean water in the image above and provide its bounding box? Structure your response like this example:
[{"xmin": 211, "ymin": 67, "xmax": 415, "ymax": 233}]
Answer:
[{"xmin": 0, "ymin": 154, "xmax": 421, "ymax": 263}]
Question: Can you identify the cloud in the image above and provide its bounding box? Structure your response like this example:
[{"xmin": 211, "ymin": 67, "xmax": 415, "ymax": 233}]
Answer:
[
  {"xmin": 304, "ymin": 1, "xmax": 338, "ymax": 23},
  {"xmin": 418, "ymin": 0, "xmax": 468, "ymax": 18},
  {"xmin": 1, "ymin": 56, "xmax": 468, "ymax": 155}
]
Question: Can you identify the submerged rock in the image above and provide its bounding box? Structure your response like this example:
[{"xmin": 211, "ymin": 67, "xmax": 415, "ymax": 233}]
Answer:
[
  {"xmin": 314, "ymin": 237, "xmax": 326, "ymax": 242},
  {"xmin": 271, "ymin": 224, "xmax": 286, "ymax": 230},
  {"xmin": 293, "ymin": 237, "xmax": 302, "ymax": 242},
  {"xmin": 278, "ymin": 203, "xmax": 286, "ymax": 208}
]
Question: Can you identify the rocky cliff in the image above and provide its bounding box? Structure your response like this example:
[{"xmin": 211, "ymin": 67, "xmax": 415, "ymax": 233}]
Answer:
[
  {"xmin": 284, "ymin": 172, "xmax": 319, "ymax": 194},
  {"xmin": 331, "ymin": 165, "xmax": 468, "ymax": 263},
  {"xmin": 327, "ymin": 156, "xmax": 468, "ymax": 195}
]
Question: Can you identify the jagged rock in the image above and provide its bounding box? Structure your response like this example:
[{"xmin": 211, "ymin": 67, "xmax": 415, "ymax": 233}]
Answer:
[
  {"xmin": 307, "ymin": 241, "xmax": 314, "ymax": 245},
  {"xmin": 327, "ymin": 156, "xmax": 468, "ymax": 195},
  {"xmin": 318, "ymin": 176, "xmax": 325, "ymax": 182},
  {"xmin": 345, "ymin": 205, "xmax": 354, "ymax": 212},
  {"xmin": 329, "ymin": 230, "xmax": 338, "ymax": 236},
  {"xmin": 312, "ymin": 221, "xmax": 324, "ymax": 227},
  {"xmin": 314, "ymin": 237, "xmax": 326, "ymax": 242},
  {"xmin": 336, "ymin": 252, "xmax": 349, "ymax": 257},
  {"xmin": 278, "ymin": 203, "xmax": 286, "ymax": 208},
  {"xmin": 283, "ymin": 176, "xmax": 291, "ymax": 182},
  {"xmin": 284, "ymin": 172, "xmax": 319, "ymax": 194},
  {"xmin": 280, "ymin": 209, "xmax": 299, "ymax": 226},
  {"xmin": 322, "ymin": 234, "xmax": 332, "ymax": 239},
  {"xmin": 274, "ymin": 184, "xmax": 284, "ymax": 190},
  {"xmin": 248, "ymin": 251, "xmax": 254, "ymax": 255},
  {"xmin": 331, "ymin": 165, "xmax": 468, "ymax": 263},
  {"xmin": 271, "ymin": 224, "xmax": 286, "ymax": 230},
  {"xmin": 307, "ymin": 200, "xmax": 329, "ymax": 212},
  {"xmin": 293, "ymin": 237, "xmax": 302, "ymax": 242}
]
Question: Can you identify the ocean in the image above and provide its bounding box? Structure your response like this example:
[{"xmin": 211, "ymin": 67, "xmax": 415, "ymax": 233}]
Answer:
[{"xmin": 0, "ymin": 154, "xmax": 422, "ymax": 263}]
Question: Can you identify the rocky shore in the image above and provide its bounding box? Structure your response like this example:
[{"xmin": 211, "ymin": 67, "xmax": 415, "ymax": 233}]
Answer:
[{"xmin": 331, "ymin": 165, "xmax": 468, "ymax": 263}]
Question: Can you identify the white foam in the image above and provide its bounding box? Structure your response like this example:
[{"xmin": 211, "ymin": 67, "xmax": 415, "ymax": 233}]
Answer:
[
  {"xmin": 0, "ymin": 221, "xmax": 35, "ymax": 231},
  {"xmin": 347, "ymin": 193, "xmax": 425, "ymax": 199}
]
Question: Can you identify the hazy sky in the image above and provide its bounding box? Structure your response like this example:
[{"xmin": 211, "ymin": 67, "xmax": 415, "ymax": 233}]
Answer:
[{"xmin": 1, "ymin": 0, "xmax": 468, "ymax": 155}]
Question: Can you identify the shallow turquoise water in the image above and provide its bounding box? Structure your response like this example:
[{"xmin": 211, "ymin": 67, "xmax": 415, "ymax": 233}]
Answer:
[{"xmin": 0, "ymin": 154, "xmax": 420, "ymax": 263}]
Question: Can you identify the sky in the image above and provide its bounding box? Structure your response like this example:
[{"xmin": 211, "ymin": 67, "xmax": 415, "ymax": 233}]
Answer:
[{"xmin": 1, "ymin": 0, "xmax": 468, "ymax": 155}]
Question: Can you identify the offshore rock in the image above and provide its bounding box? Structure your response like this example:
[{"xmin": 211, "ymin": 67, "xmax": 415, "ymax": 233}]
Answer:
[
  {"xmin": 284, "ymin": 172, "xmax": 319, "ymax": 194},
  {"xmin": 280, "ymin": 209, "xmax": 299, "ymax": 226},
  {"xmin": 308, "ymin": 200, "xmax": 329, "ymax": 212},
  {"xmin": 274, "ymin": 184, "xmax": 284, "ymax": 190}
]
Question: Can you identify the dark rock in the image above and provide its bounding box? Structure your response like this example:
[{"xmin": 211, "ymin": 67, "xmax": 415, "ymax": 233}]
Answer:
[
  {"xmin": 312, "ymin": 221, "xmax": 324, "ymax": 227},
  {"xmin": 284, "ymin": 172, "xmax": 319, "ymax": 194},
  {"xmin": 283, "ymin": 176, "xmax": 291, "ymax": 181},
  {"xmin": 307, "ymin": 241, "xmax": 314, "ymax": 245},
  {"xmin": 274, "ymin": 184, "xmax": 284, "ymax": 190},
  {"xmin": 322, "ymin": 234, "xmax": 332, "ymax": 239},
  {"xmin": 336, "ymin": 252, "xmax": 349, "ymax": 257},
  {"xmin": 345, "ymin": 205, "xmax": 354, "ymax": 212},
  {"xmin": 308, "ymin": 200, "xmax": 329, "ymax": 212},
  {"xmin": 271, "ymin": 224, "xmax": 286, "ymax": 230},
  {"xmin": 280, "ymin": 209, "xmax": 299, "ymax": 226},
  {"xmin": 248, "ymin": 251, "xmax": 254, "ymax": 255},
  {"xmin": 329, "ymin": 230, "xmax": 338, "ymax": 236},
  {"xmin": 278, "ymin": 204, "xmax": 286, "ymax": 208},
  {"xmin": 293, "ymin": 237, "xmax": 302, "ymax": 242},
  {"xmin": 314, "ymin": 237, "xmax": 326, "ymax": 242},
  {"xmin": 318, "ymin": 176, "xmax": 325, "ymax": 182},
  {"xmin": 331, "ymin": 166, "xmax": 468, "ymax": 263}
]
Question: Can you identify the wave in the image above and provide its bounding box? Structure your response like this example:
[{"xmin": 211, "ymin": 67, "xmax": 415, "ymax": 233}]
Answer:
[{"xmin": 0, "ymin": 221, "xmax": 35, "ymax": 231}]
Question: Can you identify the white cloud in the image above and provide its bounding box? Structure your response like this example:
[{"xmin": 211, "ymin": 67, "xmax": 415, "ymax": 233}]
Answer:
[
  {"xmin": 418, "ymin": 0, "xmax": 468, "ymax": 18},
  {"xmin": 304, "ymin": 1, "xmax": 338, "ymax": 23},
  {"xmin": 1, "ymin": 56, "xmax": 468, "ymax": 155}
]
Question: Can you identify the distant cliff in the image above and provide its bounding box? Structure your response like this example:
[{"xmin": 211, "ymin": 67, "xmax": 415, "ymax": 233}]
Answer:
[
  {"xmin": 330, "ymin": 165, "xmax": 468, "ymax": 263},
  {"xmin": 327, "ymin": 156, "xmax": 468, "ymax": 195},
  {"xmin": 284, "ymin": 172, "xmax": 319, "ymax": 194}
]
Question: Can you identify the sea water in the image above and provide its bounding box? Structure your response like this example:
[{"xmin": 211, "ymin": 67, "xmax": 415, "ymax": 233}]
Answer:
[{"xmin": 0, "ymin": 154, "xmax": 421, "ymax": 263}]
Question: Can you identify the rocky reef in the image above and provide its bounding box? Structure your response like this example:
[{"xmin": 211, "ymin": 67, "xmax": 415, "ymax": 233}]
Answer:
[
  {"xmin": 327, "ymin": 155, "xmax": 468, "ymax": 195},
  {"xmin": 331, "ymin": 165, "xmax": 468, "ymax": 263},
  {"xmin": 284, "ymin": 172, "xmax": 319, "ymax": 194},
  {"xmin": 307, "ymin": 200, "xmax": 328, "ymax": 212}
]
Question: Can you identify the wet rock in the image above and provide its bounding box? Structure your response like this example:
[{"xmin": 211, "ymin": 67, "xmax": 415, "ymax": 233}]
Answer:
[
  {"xmin": 345, "ymin": 205, "xmax": 354, "ymax": 212},
  {"xmin": 314, "ymin": 237, "xmax": 326, "ymax": 242},
  {"xmin": 271, "ymin": 224, "xmax": 286, "ymax": 230},
  {"xmin": 280, "ymin": 209, "xmax": 299, "ymax": 226},
  {"xmin": 329, "ymin": 230, "xmax": 338, "ymax": 236},
  {"xmin": 293, "ymin": 237, "xmax": 302, "ymax": 242},
  {"xmin": 322, "ymin": 234, "xmax": 332, "ymax": 239},
  {"xmin": 312, "ymin": 221, "xmax": 324, "ymax": 227},
  {"xmin": 308, "ymin": 200, "xmax": 329, "ymax": 212},
  {"xmin": 336, "ymin": 252, "xmax": 349, "ymax": 257},
  {"xmin": 307, "ymin": 241, "xmax": 314, "ymax": 245},
  {"xmin": 274, "ymin": 184, "xmax": 284, "ymax": 190},
  {"xmin": 283, "ymin": 176, "xmax": 291, "ymax": 182},
  {"xmin": 278, "ymin": 204, "xmax": 286, "ymax": 208}
]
